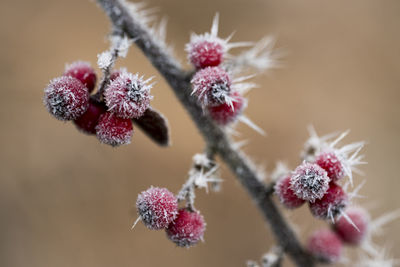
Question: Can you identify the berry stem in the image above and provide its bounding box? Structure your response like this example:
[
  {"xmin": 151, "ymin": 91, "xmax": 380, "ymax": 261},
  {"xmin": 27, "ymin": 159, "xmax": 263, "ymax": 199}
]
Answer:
[{"xmin": 96, "ymin": 0, "xmax": 315, "ymax": 266}]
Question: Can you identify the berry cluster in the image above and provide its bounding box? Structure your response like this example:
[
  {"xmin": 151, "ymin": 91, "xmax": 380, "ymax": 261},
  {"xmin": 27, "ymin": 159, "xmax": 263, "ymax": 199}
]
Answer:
[
  {"xmin": 136, "ymin": 187, "xmax": 206, "ymax": 248},
  {"xmin": 44, "ymin": 62, "xmax": 154, "ymax": 147},
  {"xmin": 186, "ymin": 15, "xmax": 248, "ymax": 127}
]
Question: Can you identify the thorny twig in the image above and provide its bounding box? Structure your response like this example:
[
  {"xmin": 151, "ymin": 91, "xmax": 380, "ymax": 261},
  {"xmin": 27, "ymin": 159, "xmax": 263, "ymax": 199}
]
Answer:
[{"xmin": 96, "ymin": 0, "xmax": 315, "ymax": 266}]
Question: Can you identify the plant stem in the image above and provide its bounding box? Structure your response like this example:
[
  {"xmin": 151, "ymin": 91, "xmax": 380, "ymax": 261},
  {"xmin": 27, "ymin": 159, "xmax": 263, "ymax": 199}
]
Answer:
[{"xmin": 96, "ymin": 0, "xmax": 315, "ymax": 266}]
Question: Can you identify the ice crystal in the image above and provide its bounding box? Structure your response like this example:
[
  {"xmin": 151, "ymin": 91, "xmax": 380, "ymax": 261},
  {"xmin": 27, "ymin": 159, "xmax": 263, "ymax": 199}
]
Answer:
[{"xmin": 97, "ymin": 51, "xmax": 113, "ymax": 69}]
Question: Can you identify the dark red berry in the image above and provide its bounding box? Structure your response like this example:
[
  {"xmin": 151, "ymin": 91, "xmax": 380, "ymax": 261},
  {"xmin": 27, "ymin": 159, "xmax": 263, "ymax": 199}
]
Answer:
[
  {"xmin": 166, "ymin": 208, "xmax": 206, "ymax": 247},
  {"xmin": 187, "ymin": 40, "xmax": 225, "ymax": 69},
  {"xmin": 307, "ymin": 229, "xmax": 343, "ymax": 263},
  {"xmin": 290, "ymin": 162, "xmax": 330, "ymax": 202},
  {"xmin": 104, "ymin": 71, "xmax": 152, "ymax": 119},
  {"xmin": 309, "ymin": 183, "xmax": 348, "ymax": 220},
  {"xmin": 95, "ymin": 112, "xmax": 133, "ymax": 147},
  {"xmin": 191, "ymin": 66, "xmax": 231, "ymax": 106},
  {"xmin": 136, "ymin": 187, "xmax": 178, "ymax": 230},
  {"xmin": 315, "ymin": 151, "xmax": 345, "ymax": 181},
  {"xmin": 334, "ymin": 206, "xmax": 369, "ymax": 245},
  {"xmin": 208, "ymin": 92, "xmax": 246, "ymax": 125},
  {"xmin": 44, "ymin": 76, "xmax": 89, "ymax": 121},
  {"xmin": 74, "ymin": 99, "xmax": 106, "ymax": 134},
  {"xmin": 64, "ymin": 61, "xmax": 97, "ymax": 93},
  {"xmin": 274, "ymin": 176, "xmax": 305, "ymax": 209}
]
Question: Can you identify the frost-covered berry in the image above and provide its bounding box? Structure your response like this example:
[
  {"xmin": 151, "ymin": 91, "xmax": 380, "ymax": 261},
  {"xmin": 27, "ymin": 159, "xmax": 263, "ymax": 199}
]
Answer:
[
  {"xmin": 208, "ymin": 92, "xmax": 246, "ymax": 125},
  {"xmin": 290, "ymin": 162, "xmax": 330, "ymax": 202},
  {"xmin": 95, "ymin": 112, "xmax": 133, "ymax": 147},
  {"xmin": 315, "ymin": 151, "xmax": 345, "ymax": 181},
  {"xmin": 187, "ymin": 38, "xmax": 225, "ymax": 69},
  {"xmin": 44, "ymin": 76, "xmax": 89, "ymax": 121},
  {"xmin": 109, "ymin": 67, "xmax": 127, "ymax": 82},
  {"xmin": 74, "ymin": 99, "xmax": 106, "ymax": 134},
  {"xmin": 191, "ymin": 66, "xmax": 232, "ymax": 106},
  {"xmin": 309, "ymin": 183, "xmax": 348, "ymax": 220},
  {"xmin": 274, "ymin": 175, "xmax": 305, "ymax": 209},
  {"xmin": 136, "ymin": 187, "xmax": 178, "ymax": 230},
  {"xmin": 166, "ymin": 208, "xmax": 206, "ymax": 247},
  {"xmin": 104, "ymin": 71, "xmax": 153, "ymax": 119},
  {"xmin": 307, "ymin": 229, "xmax": 343, "ymax": 263},
  {"xmin": 334, "ymin": 206, "xmax": 369, "ymax": 245},
  {"xmin": 64, "ymin": 61, "xmax": 97, "ymax": 93}
]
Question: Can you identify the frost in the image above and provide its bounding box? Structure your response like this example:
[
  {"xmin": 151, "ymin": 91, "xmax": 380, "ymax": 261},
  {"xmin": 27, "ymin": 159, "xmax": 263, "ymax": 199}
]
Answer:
[
  {"xmin": 110, "ymin": 35, "xmax": 133, "ymax": 58},
  {"xmin": 270, "ymin": 161, "xmax": 290, "ymax": 182},
  {"xmin": 97, "ymin": 51, "xmax": 113, "ymax": 69}
]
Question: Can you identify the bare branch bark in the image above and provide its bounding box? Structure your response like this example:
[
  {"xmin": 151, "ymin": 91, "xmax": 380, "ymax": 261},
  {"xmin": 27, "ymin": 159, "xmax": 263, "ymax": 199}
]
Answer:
[{"xmin": 96, "ymin": 0, "xmax": 315, "ymax": 266}]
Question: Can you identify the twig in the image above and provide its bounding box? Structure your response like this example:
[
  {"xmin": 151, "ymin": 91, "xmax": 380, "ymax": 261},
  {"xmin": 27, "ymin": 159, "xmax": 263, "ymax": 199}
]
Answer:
[{"xmin": 95, "ymin": 0, "xmax": 315, "ymax": 266}]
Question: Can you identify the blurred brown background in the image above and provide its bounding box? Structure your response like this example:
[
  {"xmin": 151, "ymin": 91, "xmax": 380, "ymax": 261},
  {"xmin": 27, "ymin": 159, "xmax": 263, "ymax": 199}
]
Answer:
[{"xmin": 1, "ymin": 0, "xmax": 399, "ymax": 266}]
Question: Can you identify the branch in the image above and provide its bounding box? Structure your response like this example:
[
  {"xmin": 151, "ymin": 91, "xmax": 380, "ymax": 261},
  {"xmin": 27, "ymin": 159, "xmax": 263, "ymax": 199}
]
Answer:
[{"xmin": 96, "ymin": 0, "xmax": 315, "ymax": 266}]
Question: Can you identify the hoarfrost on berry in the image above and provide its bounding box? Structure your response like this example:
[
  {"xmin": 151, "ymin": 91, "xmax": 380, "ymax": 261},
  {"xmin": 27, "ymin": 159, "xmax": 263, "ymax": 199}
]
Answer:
[
  {"xmin": 274, "ymin": 176, "xmax": 305, "ymax": 209},
  {"xmin": 309, "ymin": 183, "xmax": 348, "ymax": 221},
  {"xmin": 315, "ymin": 151, "xmax": 345, "ymax": 181},
  {"xmin": 307, "ymin": 229, "xmax": 343, "ymax": 263},
  {"xmin": 208, "ymin": 91, "xmax": 246, "ymax": 125},
  {"xmin": 334, "ymin": 206, "xmax": 369, "ymax": 245},
  {"xmin": 290, "ymin": 162, "xmax": 330, "ymax": 202},
  {"xmin": 104, "ymin": 71, "xmax": 153, "ymax": 119},
  {"xmin": 44, "ymin": 76, "xmax": 89, "ymax": 121},
  {"xmin": 136, "ymin": 187, "xmax": 178, "ymax": 230},
  {"xmin": 166, "ymin": 208, "xmax": 206, "ymax": 247},
  {"xmin": 64, "ymin": 61, "xmax": 97, "ymax": 93},
  {"xmin": 95, "ymin": 112, "xmax": 133, "ymax": 147}
]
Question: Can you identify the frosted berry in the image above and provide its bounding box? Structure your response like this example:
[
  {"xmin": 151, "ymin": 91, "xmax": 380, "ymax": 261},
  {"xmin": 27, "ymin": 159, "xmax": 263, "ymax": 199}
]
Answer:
[
  {"xmin": 290, "ymin": 162, "xmax": 330, "ymax": 202},
  {"xmin": 309, "ymin": 183, "xmax": 348, "ymax": 220},
  {"xmin": 166, "ymin": 208, "xmax": 206, "ymax": 247},
  {"xmin": 74, "ymin": 99, "xmax": 106, "ymax": 134},
  {"xmin": 307, "ymin": 229, "xmax": 342, "ymax": 263},
  {"xmin": 208, "ymin": 92, "xmax": 246, "ymax": 125},
  {"xmin": 187, "ymin": 39, "xmax": 225, "ymax": 69},
  {"xmin": 44, "ymin": 76, "xmax": 89, "ymax": 121},
  {"xmin": 104, "ymin": 71, "xmax": 153, "ymax": 119},
  {"xmin": 64, "ymin": 61, "xmax": 97, "ymax": 93},
  {"xmin": 95, "ymin": 112, "xmax": 133, "ymax": 147},
  {"xmin": 191, "ymin": 66, "xmax": 231, "ymax": 107},
  {"xmin": 136, "ymin": 187, "xmax": 178, "ymax": 230},
  {"xmin": 109, "ymin": 68, "xmax": 126, "ymax": 82},
  {"xmin": 334, "ymin": 206, "xmax": 369, "ymax": 245},
  {"xmin": 274, "ymin": 175, "xmax": 305, "ymax": 209},
  {"xmin": 315, "ymin": 151, "xmax": 345, "ymax": 181}
]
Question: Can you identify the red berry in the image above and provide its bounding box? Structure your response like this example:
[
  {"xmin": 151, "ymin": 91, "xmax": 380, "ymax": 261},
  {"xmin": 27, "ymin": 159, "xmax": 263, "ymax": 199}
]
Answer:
[
  {"xmin": 64, "ymin": 61, "xmax": 97, "ymax": 93},
  {"xmin": 274, "ymin": 176, "xmax": 305, "ymax": 209},
  {"xmin": 309, "ymin": 183, "xmax": 348, "ymax": 220},
  {"xmin": 95, "ymin": 112, "xmax": 133, "ymax": 147},
  {"xmin": 307, "ymin": 229, "xmax": 342, "ymax": 263},
  {"xmin": 334, "ymin": 206, "xmax": 369, "ymax": 245},
  {"xmin": 166, "ymin": 208, "xmax": 206, "ymax": 247},
  {"xmin": 315, "ymin": 152, "xmax": 345, "ymax": 181},
  {"xmin": 187, "ymin": 40, "xmax": 225, "ymax": 69},
  {"xmin": 290, "ymin": 162, "xmax": 330, "ymax": 202},
  {"xmin": 136, "ymin": 187, "xmax": 178, "ymax": 230},
  {"xmin": 44, "ymin": 76, "xmax": 89, "ymax": 121},
  {"xmin": 191, "ymin": 66, "xmax": 231, "ymax": 106},
  {"xmin": 74, "ymin": 99, "xmax": 106, "ymax": 134},
  {"xmin": 109, "ymin": 68, "xmax": 126, "ymax": 82},
  {"xmin": 104, "ymin": 71, "xmax": 152, "ymax": 119},
  {"xmin": 208, "ymin": 92, "xmax": 246, "ymax": 125}
]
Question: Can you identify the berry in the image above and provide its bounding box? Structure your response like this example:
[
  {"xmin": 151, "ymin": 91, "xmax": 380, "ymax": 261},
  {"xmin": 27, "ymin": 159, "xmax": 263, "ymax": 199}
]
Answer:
[
  {"xmin": 187, "ymin": 39, "xmax": 225, "ymax": 69},
  {"xmin": 166, "ymin": 208, "xmax": 206, "ymax": 247},
  {"xmin": 334, "ymin": 206, "xmax": 369, "ymax": 245},
  {"xmin": 315, "ymin": 151, "xmax": 345, "ymax": 181},
  {"xmin": 64, "ymin": 61, "xmax": 97, "ymax": 93},
  {"xmin": 309, "ymin": 183, "xmax": 348, "ymax": 220},
  {"xmin": 307, "ymin": 229, "xmax": 342, "ymax": 263},
  {"xmin": 191, "ymin": 66, "xmax": 231, "ymax": 106},
  {"xmin": 274, "ymin": 175, "xmax": 305, "ymax": 209},
  {"xmin": 136, "ymin": 187, "xmax": 178, "ymax": 230},
  {"xmin": 44, "ymin": 76, "xmax": 89, "ymax": 121},
  {"xmin": 109, "ymin": 68, "xmax": 126, "ymax": 82},
  {"xmin": 104, "ymin": 71, "xmax": 153, "ymax": 119},
  {"xmin": 290, "ymin": 162, "xmax": 330, "ymax": 202},
  {"xmin": 208, "ymin": 92, "xmax": 246, "ymax": 125},
  {"xmin": 95, "ymin": 112, "xmax": 133, "ymax": 147},
  {"xmin": 74, "ymin": 99, "xmax": 106, "ymax": 134}
]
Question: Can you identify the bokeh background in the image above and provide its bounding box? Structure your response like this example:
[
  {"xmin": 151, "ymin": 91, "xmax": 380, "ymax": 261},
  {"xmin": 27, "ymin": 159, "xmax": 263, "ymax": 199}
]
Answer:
[{"xmin": 1, "ymin": 0, "xmax": 399, "ymax": 266}]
